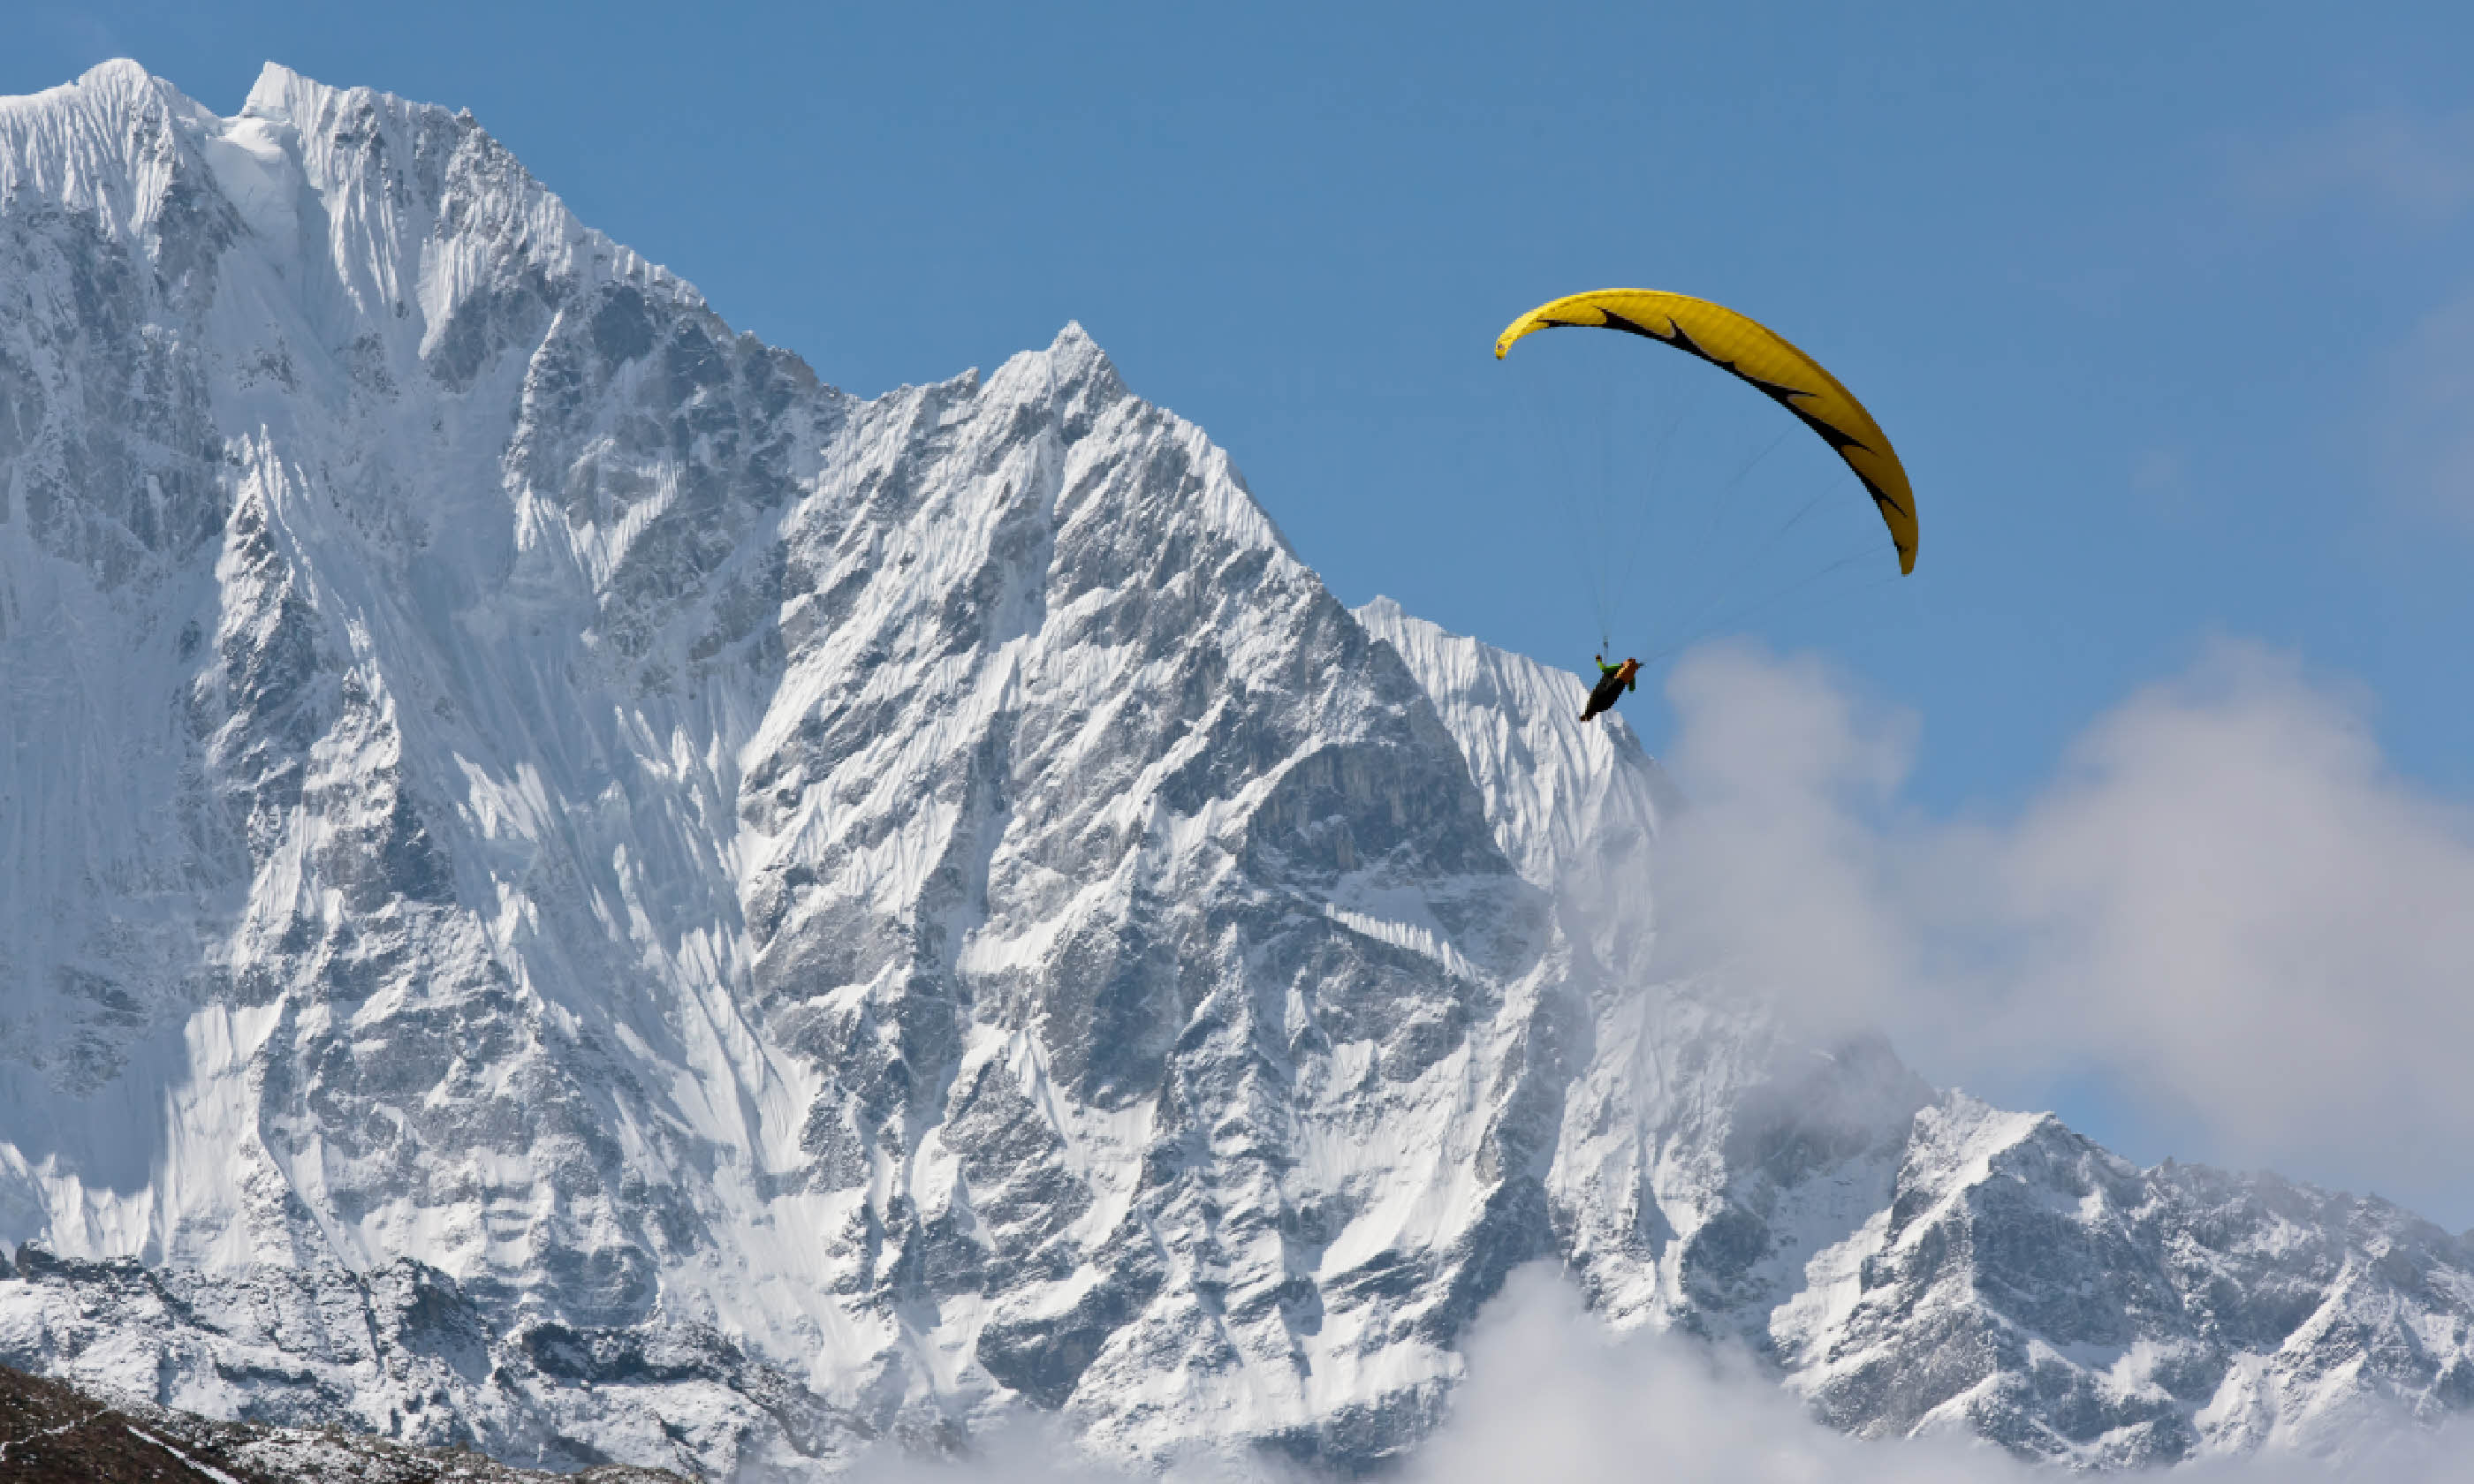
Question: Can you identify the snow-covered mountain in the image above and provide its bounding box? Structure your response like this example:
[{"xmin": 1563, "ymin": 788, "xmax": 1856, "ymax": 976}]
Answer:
[{"xmin": 0, "ymin": 59, "xmax": 2468, "ymax": 1480}]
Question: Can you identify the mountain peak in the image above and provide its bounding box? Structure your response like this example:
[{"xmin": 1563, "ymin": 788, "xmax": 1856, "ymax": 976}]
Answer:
[
  {"xmin": 240, "ymin": 60, "xmax": 313, "ymax": 121},
  {"xmin": 75, "ymin": 57, "xmax": 156, "ymax": 93},
  {"xmin": 1357, "ymin": 592, "xmax": 1408, "ymax": 626},
  {"xmin": 0, "ymin": 57, "xmax": 180, "ymax": 133}
]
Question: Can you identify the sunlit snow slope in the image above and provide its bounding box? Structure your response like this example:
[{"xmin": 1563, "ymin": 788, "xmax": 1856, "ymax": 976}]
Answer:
[{"xmin": 0, "ymin": 59, "xmax": 2468, "ymax": 1480}]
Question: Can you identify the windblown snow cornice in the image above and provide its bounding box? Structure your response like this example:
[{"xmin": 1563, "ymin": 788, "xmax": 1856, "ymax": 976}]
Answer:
[{"xmin": 0, "ymin": 60, "xmax": 2467, "ymax": 1480}]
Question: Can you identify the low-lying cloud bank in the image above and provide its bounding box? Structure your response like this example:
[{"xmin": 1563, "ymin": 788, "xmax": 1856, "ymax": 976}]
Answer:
[
  {"xmin": 1410, "ymin": 1269, "xmax": 2470, "ymax": 1484},
  {"xmin": 1653, "ymin": 637, "xmax": 2474, "ymax": 1220},
  {"xmin": 849, "ymin": 1268, "xmax": 2470, "ymax": 1482}
]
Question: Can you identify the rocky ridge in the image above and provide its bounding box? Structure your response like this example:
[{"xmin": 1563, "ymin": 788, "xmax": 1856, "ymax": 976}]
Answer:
[{"xmin": 0, "ymin": 1356, "xmax": 687, "ymax": 1483}]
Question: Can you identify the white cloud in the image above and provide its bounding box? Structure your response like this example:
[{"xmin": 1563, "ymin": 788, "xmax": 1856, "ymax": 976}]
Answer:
[
  {"xmin": 1406, "ymin": 1267, "xmax": 2474, "ymax": 1484},
  {"xmin": 1653, "ymin": 639, "xmax": 2474, "ymax": 1212},
  {"xmin": 1402, "ymin": 1267, "xmax": 2016, "ymax": 1484},
  {"xmin": 2220, "ymin": 110, "xmax": 2474, "ymax": 529},
  {"xmin": 2379, "ymin": 288, "xmax": 2474, "ymax": 526},
  {"xmin": 837, "ymin": 1268, "xmax": 2474, "ymax": 1482},
  {"xmin": 1649, "ymin": 642, "xmax": 1924, "ymax": 1033},
  {"xmin": 2234, "ymin": 110, "xmax": 2474, "ymax": 221}
]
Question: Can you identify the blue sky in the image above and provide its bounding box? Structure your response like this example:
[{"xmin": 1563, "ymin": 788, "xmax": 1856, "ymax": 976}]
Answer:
[{"xmin": 12, "ymin": 3, "xmax": 2474, "ymax": 1217}]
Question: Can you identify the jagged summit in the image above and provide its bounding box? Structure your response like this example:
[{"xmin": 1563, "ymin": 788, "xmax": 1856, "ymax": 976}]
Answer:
[
  {"xmin": 0, "ymin": 61, "xmax": 2468, "ymax": 1480},
  {"xmin": 241, "ymin": 60, "xmax": 337, "ymax": 117}
]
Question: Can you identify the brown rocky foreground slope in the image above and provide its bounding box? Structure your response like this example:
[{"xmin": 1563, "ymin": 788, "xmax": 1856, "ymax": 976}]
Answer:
[{"xmin": 0, "ymin": 1361, "xmax": 687, "ymax": 1484}]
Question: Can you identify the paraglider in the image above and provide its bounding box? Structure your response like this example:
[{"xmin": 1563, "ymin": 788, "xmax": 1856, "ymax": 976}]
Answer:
[
  {"xmin": 1581, "ymin": 655, "xmax": 1639, "ymax": 723},
  {"xmin": 1494, "ymin": 288, "xmax": 1918, "ymax": 575},
  {"xmin": 1493, "ymin": 288, "xmax": 1918, "ymax": 719}
]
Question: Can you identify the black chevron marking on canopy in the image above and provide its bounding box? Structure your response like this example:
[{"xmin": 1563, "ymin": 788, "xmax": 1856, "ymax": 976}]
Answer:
[
  {"xmin": 1774, "ymin": 395, "xmax": 1872, "ymax": 458},
  {"xmin": 1590, "ymin": 307, "xmax": 1668, "ymax": 342},
  {"xmin": 1861, "ymin": 473, "xmax": 1912, "ymax": 524},
  {"xmin": 1652, "ymin": 315, "xmax": 1880, "ymax": 462},
  {"xmin": 1538, "ymin": 300, "xmax": 1909, "ymax": 524},
  {"xmin": 1653, "ymin": 315, "xmax": 1719, "ymax": 363}
]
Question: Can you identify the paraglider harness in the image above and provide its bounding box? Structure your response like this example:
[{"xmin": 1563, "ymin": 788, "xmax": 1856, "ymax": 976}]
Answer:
[{"xmin": 1581, "ymin": 655, "xmax": 1638, "ymax": 723}]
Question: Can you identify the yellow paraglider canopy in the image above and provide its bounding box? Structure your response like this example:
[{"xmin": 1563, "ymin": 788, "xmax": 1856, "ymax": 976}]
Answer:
[{"xmin": 1496, "ymin": 289, "xmax": 1917, "ymax": 573}]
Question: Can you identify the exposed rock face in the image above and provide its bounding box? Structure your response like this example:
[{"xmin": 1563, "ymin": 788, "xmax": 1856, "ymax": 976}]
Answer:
[
  {"xmin": 0, "ymin": 1356, "xmax": 687, "ymax": 1483},
  {"xmin": 1780, "ymin": 1102, "xmax": 2474, "ymax": 1465},
  {"xmin": 0, "ymin": 58, "xmax": 2467, "ymax": 1480}
]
